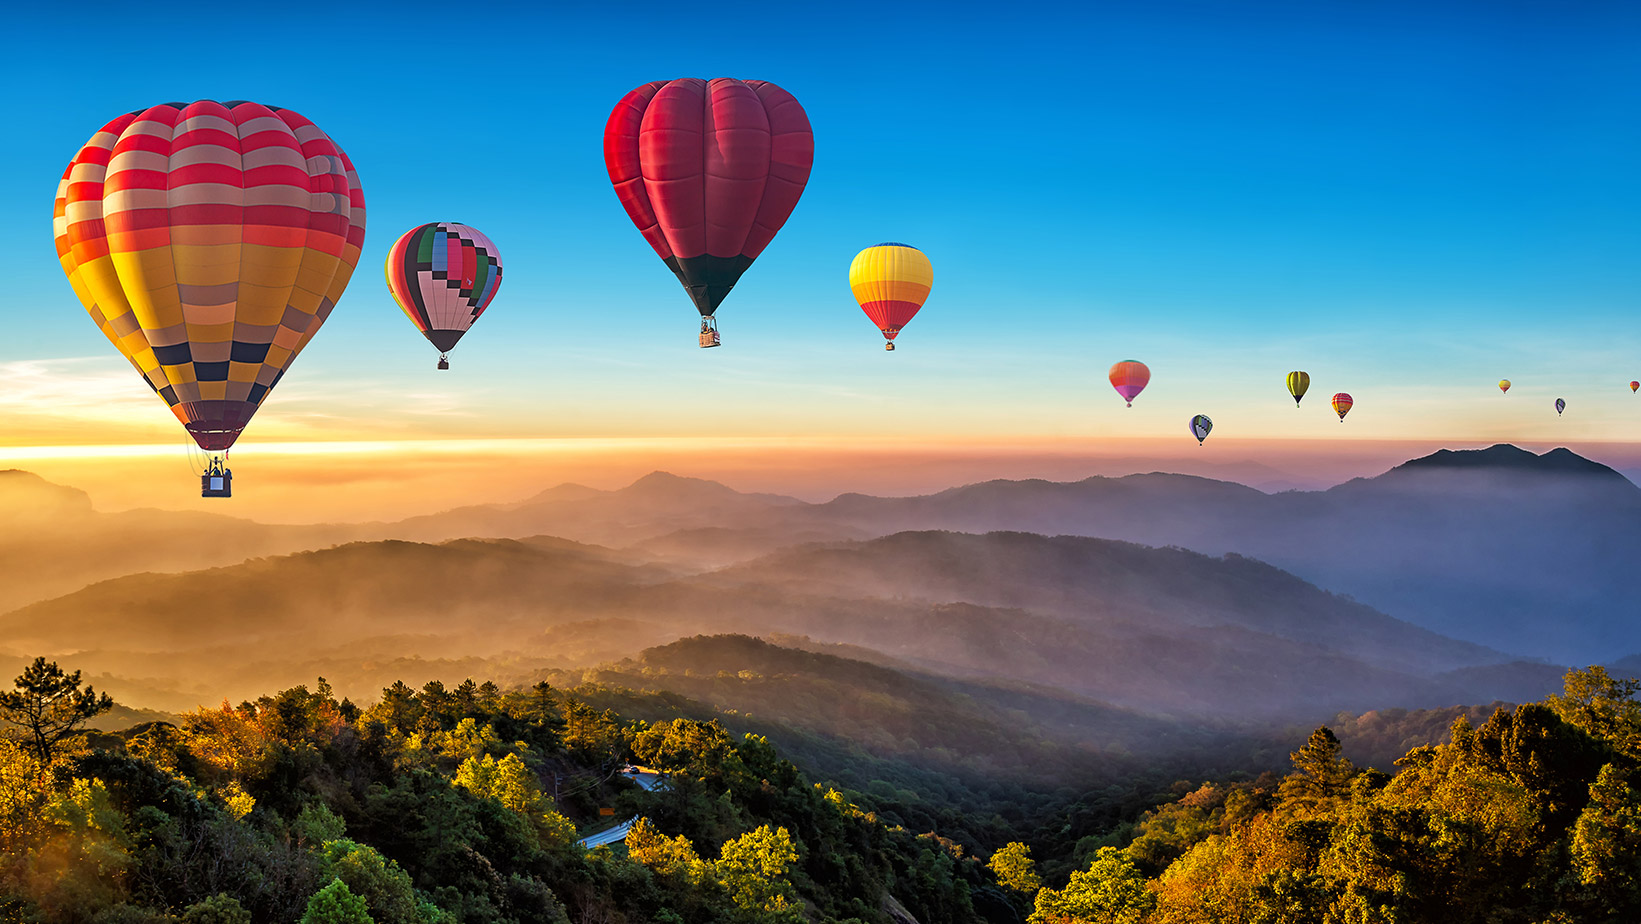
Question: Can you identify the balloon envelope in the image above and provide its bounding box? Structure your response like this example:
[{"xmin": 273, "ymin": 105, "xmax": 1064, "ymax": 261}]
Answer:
[
  {"xmin": 1287, "ymin": 371, "xmax": 1310, "ymax": 406},
  {"xmin": 1190, "ymin": 414, "xmax": 1213, "ymax": 444},
  {"xmin": 1631, "ymin": 381, "xmax": 1639, "ymax": 393},
  {"xmin": 386, "ymin": 222, "xmax": 502, "ymax": 355},
  {"xmin": 1108, "ymin": 361, "xmax": 1151, "ymax": 407},
  {"xmin": 1498, "ymin": 379, "xmax": 1511, "ymax": 394},
  {"xmin": 1332, "ymin": 393, "xmax": 1353, "ymax": 421},
  {"xmin": 53, "ymin": 100, "xmax": 365, "ymax": 451},
  {"xmin": 604, "ymin": 78, "xmax": 813, "ymax": 321},
  {"xmin": 1556, "ymin": 398, "xmax": 1566, "ymax": 415},
  {"xmin": 850, "ymin": 243, "xmax": 931, "ymax": 344}
]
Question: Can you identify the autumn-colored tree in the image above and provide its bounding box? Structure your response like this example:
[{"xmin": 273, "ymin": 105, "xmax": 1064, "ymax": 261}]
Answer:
[
  {"xmin": 988, "ymin": 841, "xmax": 1042, "ymax": 894},
  {"xmin": 715, "ymin": 824, "xmax": 802, "ymax": 921},
  {"xmin": 1572, "ymin": 763, "xmax": 1641, "ymax": 918},
  {"xmin": 0, "ymin": 658, "xmax": 114, "ymax": 763}
]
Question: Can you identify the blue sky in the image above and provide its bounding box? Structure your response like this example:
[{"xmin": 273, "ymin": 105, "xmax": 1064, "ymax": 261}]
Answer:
[{"xmin": 5, "ymin": 0, "xmax": 1640, "ymax": 460}]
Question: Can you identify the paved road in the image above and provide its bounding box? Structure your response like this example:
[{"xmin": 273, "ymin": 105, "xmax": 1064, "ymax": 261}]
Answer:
[
  {"xmin": 574, "ymin": 771, "xmax": 664, "ymax": 848},
  {"xmin": 578, "ymin": 817, "xmax": 637, "ymax": 848}
]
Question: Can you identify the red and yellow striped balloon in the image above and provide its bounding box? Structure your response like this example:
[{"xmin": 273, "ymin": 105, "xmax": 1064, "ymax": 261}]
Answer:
[
  {"xmin": 53, "ymin": 100, "xmax": 366, "ymax": 451},
  {"xmin": 849, "ymin": 243, "xmax": 932, "ymax": 350},
  {"xmin": 1332, "ymin": 392, "xmax": 1354, "ymax": 421}
]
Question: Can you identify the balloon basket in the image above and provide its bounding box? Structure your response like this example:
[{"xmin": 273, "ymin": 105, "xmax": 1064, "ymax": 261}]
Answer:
[
  {"xmin": 201, "ymin": 457, "xmax": 232, "ymax": 498},
  {"xmin": 437, "ymin": 354, "xmax": 450, "ymax": 370},
  {"xmin": 699, "ymin": 317, "xmax": 721, "ymax": 349},
  {"xmin": 885, "ymin": 342, "xmax": 895, "ymax": 351}
]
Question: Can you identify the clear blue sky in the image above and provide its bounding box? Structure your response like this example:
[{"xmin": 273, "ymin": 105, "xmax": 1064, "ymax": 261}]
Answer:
[{"xmin": 6, "ymin": 0, "xmax": 1640, "ymax": 451}]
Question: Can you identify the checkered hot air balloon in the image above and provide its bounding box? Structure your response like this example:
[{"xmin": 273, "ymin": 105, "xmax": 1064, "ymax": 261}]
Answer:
[
  {"xmin": 1190, "ymin": 414, "xmax": 1213, "ymax": 445},
  {"xmin": 604, "ymin": 78, "xmax": 814, "ymax": 348},
  {"xmin": 850, "ymin": 243, "xmax": 931, "ymax": 351},
  {"xmin": 385, "ymin": 223, "xmax": 502, "ymax": 369},
  {"xmin": 53, "ymin": 101, "xmax": 365, "ymax": 457},
  {"xmin": 1332, "ymin": 393, "xmax": 1353, "ymax": 422}
]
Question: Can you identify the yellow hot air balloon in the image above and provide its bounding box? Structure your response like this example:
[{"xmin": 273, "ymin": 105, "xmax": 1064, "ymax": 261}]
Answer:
[
  {"xmin": 849, "ymin": 243, "xmax": 932, "ymax": 351},
  {"xmin": 53, "ymin": 101, "xmax": 366, "ymax": 497},
  {"xmin": 1499, "ymin": 379, "xmax": 1511, "ymax": 394},
  {"xmin": 1286, "ymin": 371, "xmax": 1310, "ymax": 407}
]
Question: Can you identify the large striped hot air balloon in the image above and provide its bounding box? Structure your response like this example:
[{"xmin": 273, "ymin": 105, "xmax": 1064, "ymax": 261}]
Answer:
[
  {"xmin": 1108, "ymin": 361, "xmax": 1150, "ymax": 407},
  {"xmin": 53, "ymin": 100, "xmax": 365, "ymax": 494},
  {"xmin": 850, "ymin": 243, "xmax": 931, "ymax": 350},
  {"xmin": 386, "ymin": 223, "xmax": 502, "ymax": 369},
  {"xmin": 1332, "ymin": 393, "xmax": 1354, "ymax": 422},
  {"xmin": 1287, "ymin": 371, "xmax": 1310, "ymax": 407},
  {"xmin": 604, "ymin": 78, "xmax": 814, "ymax": 348}
]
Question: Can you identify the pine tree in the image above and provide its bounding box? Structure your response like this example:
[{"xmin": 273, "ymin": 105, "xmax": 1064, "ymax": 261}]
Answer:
[{"xmin": 0, "ymin": 657, "xmax": 115, "ymax": 763}]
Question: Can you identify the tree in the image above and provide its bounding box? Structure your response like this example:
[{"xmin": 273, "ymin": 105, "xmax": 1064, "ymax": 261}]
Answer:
[
  {"xmin": 988, "ymin": 841, "xmax": 1042, "ymax": 895},
  {"xmin": 1550, "ymin": 666, "xmax": 1641, "ymax": 758},
  {"xmin": 715, "ymin": 824, "xmax": 803, "ymax": 921},
  {"xmin": 300, "ymin": 879, "xmax": 375, "ymax": 924},
  {"xmin": 0, "ymin": 657, "xmax": 115, "ymax": 763},
  {"xmin": 181, "ymin": 894, "xmax": 252, "ymax": 924},
  {"xmin": 1277, "ymin": 727, "xmax": 1354, "ymax": 821},
  {"xmin": 323, "ymin": 839, "xmax": 426, "ymax": 924},
  {"xmin": 1572, "ymin": 763, "xmax": 1641, "ymax": 918},
  {"xmin": 1030, "ymin": 847, "xmax": 1155, "ymax": 924}
]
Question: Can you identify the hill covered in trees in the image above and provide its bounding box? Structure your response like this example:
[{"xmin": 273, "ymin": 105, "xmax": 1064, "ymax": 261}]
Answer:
[{"xmin": 4, "ymin": 655, "xmax": 1640, "ymax": 923}]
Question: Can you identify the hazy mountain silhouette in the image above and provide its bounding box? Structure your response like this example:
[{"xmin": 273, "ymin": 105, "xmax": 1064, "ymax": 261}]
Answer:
[
  {"xmin": 740, "ymin": 445, "xmax": 1639, "ymax": 663},
  {"xmin": 0, "ymin": 526, "xmax": 1560, "ymax": 719}
]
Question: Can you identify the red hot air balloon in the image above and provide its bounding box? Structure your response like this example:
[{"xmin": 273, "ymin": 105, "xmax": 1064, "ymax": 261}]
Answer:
[
  {"xmin": 1108, "ymin": 361, "xmax": 1150, "ymax": 407},
  {"xmin": 604, "ymin": 78, "xmax": 814, "ymax": 348},
  {"xmin": 1631, "ymin": 381, "xmax": 1639, "ymax": 393}
]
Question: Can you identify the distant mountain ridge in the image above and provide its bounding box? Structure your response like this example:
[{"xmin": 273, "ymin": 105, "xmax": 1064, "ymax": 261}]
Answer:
[{"xmin": 3, "ymin": 443, "xmax": 1632, "ymax": 665}]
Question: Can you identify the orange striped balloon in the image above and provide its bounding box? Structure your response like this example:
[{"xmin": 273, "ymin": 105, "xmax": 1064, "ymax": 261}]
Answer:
[
  {"xmin": 53, "ymin": 100, "xmax": 365, "ymax": 451},
  {"xmin": 1332, "ymin": 392, "xmax": 1353, "ymax": 421}
]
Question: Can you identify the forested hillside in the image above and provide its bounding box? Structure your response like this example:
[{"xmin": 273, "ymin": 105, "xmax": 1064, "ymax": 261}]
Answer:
[{"xmin": 3, "ymin": 656, "xmax": 1638, "ymax": 923}]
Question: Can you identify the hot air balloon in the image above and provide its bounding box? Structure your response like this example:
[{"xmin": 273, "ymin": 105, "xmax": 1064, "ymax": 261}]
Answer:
[
  {"xmin": 1286, "ymin": 371, "xmax": 1310, "ymax": 407},
  {"xmin": 1630, "ymin": 381, "xmax": 1638, "ymax": 393},
  {"xmin": 1332, "ymin": 393, "xmax": 1353, "ymax": 422},
  {"xmin": 1109, "ymin": 361, "xmax": 1150, "ymax": 407},
  {"xmin": 1498, "ymin": 379, "xmax": 1511, "ymax": 394},
  {"xmin": 849, "ymin": 243, "xmax": 930, "ymax": 350},
  {"xmin": 604, "ymin": 78, "xmax": 814, "ymax": 348},
  {"xmin": 53, "ymin": 101, "xmax": 365, "ymax": 497},
  {"xmin": 1190, "ymin": 414, "xmax": 1213, "ymax": 445},
  {"xmin": 386, "ymin": 223, "xmax": 502, "ymax": 369},
  {"xmin": 1556, "ymin": 398, "xmax": 1566, "ymax": 415}
]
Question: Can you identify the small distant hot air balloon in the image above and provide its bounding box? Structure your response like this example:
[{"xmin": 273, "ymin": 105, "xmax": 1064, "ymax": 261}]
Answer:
[
  {"xmin": 53, "ymin": 100, "xmax": 366, "ymax": 497},
  {"xmin": 1332, "ymin": 393, "xmax": 1353, "ymax": 422},
  {"xmin": 1556, "ymin": 398, "xmax": 1566, "ymax": 415},
  {"xmin": 849, "ymin": 243, "xmax": 931, "ymax": 350},
  {"xmin": 1109, "ymin": 361, "xmax": 1150, "ymax": 407},
  {"xmin": 1190, "ymin": 414, "xmax": 1213, "ymax": 445},
  {"xmin": 1498, "ymin": 379, "xmax": 1511, "ymax": 394},
  {"xmin": 604, "ymin": 78, "xmax": 814, "ymax": 348},
  {"xmin": 1286, "ymin": 371, "xmax": 1310, "ymax": 407},
  {"xmin": 386, "ymin": 223, "xmax": 502, "ymax": 369},
  {"xmin": 1630, "ymin": 381, "xmax": 1638, "ymax": 393}
]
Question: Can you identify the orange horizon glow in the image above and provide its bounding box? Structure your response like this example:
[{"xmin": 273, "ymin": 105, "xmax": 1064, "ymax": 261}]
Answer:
[{"xmin": 5, "ymin": 434, "xmax": 1639, "ymax": 526}]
